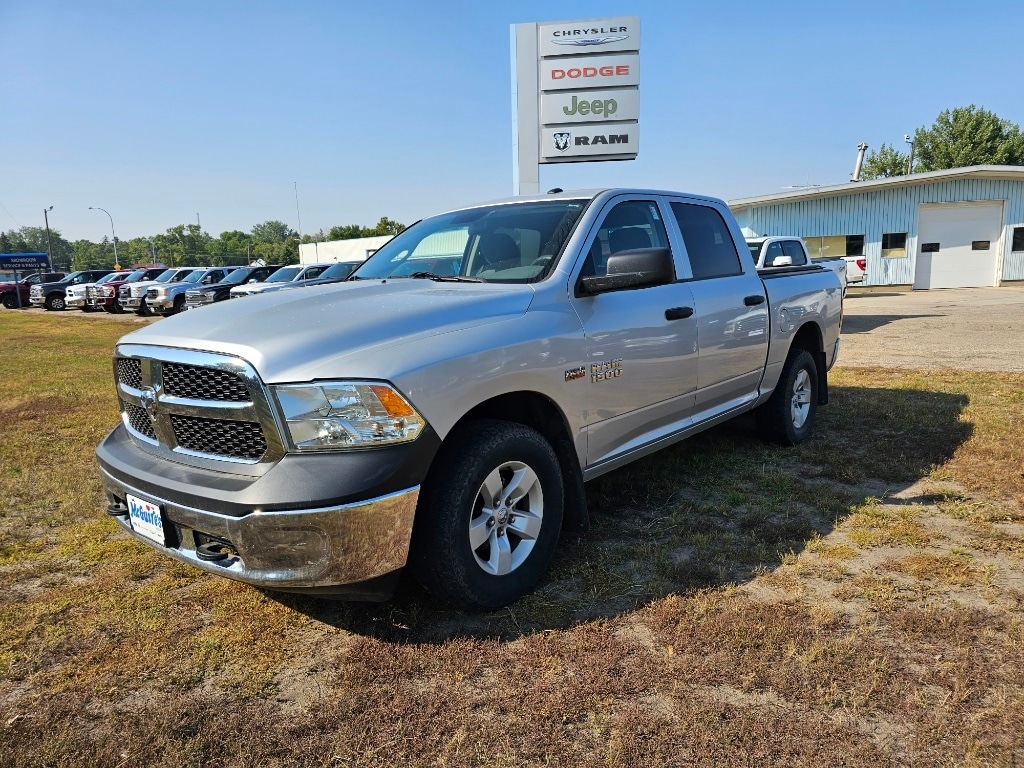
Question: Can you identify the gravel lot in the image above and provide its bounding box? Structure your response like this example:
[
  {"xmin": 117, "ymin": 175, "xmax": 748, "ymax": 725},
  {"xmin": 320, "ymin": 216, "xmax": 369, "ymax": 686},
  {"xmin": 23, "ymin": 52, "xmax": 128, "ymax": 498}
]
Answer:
[{"xmin": 839, "ymin": 285, "xmax": 1024, "ymax": 372}]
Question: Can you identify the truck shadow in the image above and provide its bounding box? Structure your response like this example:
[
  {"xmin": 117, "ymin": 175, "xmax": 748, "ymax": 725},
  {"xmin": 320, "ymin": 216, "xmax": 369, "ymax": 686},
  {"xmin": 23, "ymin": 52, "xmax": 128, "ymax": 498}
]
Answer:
[
  {"xmin": 841, "ymin": 314, "xmax": 943, "ymax": 333},
  {"xmin": 270, "ymin": 383, "xmax": 971, "ymax": 643}
]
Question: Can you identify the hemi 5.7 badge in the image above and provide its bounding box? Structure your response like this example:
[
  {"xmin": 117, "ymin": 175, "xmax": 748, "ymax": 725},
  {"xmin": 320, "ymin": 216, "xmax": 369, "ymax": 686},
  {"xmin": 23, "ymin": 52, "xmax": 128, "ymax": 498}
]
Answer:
[{"xmin": 565, "ymin": 366, "xmax": 586, "ymax": 382}]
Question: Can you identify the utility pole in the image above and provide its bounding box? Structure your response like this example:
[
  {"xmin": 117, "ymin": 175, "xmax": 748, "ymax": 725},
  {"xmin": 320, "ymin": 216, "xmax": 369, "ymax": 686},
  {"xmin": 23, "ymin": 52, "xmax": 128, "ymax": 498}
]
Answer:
[
  {"xmin": 43, "ymin": 206, "xmax": 54, "ymax": 269},
  {"xmin": 904, "ymin": 135, "xmax": 916, "ymax": 175}
]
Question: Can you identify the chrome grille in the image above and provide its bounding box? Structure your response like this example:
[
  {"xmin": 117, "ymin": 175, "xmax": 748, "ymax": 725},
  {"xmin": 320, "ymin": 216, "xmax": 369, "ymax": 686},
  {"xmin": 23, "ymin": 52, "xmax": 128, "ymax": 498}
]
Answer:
[
  {"xmin": 170, "ymin": 415, "xmax": 267, "ymax": 460},
  {"xmin": 162, "ymin": 363, "xmax": 250, "ymax": 401},
  {"xmin": 113, "ymin": 346, "xmax": 285, "ymax": 467},
  {"xmin": 121, "ymin": 399, "xmax": 156, "ymax": 440},
  {"xmin": 146, "ymin": 288, "xmax": 158, "ymax": 300},
  {"xmin": 117, "ymin": 358, "xmax": 143, "ymax": 389},
  {"xmin": 119, "ymin": 285, "xmax": 130, "ymax": 298}
]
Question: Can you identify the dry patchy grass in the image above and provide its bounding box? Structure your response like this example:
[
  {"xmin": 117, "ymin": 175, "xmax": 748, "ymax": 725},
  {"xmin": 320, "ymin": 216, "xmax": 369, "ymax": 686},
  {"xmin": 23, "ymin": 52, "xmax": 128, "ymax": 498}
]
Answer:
[{"xmin": 1, "ymin": 312, "xmax": 1023, "ymax": 766}]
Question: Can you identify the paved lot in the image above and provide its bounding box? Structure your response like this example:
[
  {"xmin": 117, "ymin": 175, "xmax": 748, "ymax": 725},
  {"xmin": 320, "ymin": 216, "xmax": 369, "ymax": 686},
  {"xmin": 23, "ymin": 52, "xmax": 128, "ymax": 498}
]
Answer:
[{"xmin": 839, "ymin": 285, "xmax": 1024, "ymax": 372}]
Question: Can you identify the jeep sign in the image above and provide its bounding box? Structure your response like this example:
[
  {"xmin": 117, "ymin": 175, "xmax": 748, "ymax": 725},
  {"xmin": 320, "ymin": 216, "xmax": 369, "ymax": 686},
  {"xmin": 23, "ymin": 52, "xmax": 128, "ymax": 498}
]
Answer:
[{"xmin": 540, "ymin": 89, "xmax": 639, "ymax": 125}]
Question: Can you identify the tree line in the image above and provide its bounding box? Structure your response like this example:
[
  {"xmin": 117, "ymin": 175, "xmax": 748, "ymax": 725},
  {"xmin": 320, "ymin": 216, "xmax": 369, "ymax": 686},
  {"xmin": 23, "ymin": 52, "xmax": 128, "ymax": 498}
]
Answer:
[
  {"xmin": 860, "ymin": 105, "xmax": 1024, "ymax": 180},
  {"xmin": 0, "ymin": 216, "xmax": 405, "ymax": 272}
]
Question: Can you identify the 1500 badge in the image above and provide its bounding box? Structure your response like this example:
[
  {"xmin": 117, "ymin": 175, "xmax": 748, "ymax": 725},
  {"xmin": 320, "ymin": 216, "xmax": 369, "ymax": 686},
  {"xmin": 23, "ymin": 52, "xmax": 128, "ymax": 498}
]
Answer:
[{"xmin": 592, "ymin": 358, "xmax": 623, "ymax": 382}]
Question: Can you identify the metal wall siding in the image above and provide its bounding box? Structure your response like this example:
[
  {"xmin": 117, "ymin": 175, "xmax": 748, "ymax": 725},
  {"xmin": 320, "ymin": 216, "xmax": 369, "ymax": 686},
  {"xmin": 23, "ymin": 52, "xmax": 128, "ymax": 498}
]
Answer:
[{"xmin": 738, "ymin": 178, "xmax": 1024, "ymax": 285}]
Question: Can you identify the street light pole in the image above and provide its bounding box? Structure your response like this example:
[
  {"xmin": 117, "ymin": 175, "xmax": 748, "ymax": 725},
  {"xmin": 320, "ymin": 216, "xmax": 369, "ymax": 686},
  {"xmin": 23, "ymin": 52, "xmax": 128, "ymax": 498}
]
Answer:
[
  {"xmin": 43, "ymin": 206, "xmax": 54, "ymax": 270},
  {"xmin": 88, "ymin": 206, "xmax": 119, "ymax": 268},
  {"xmin": 904, "ymin": 134, "xmax": 916, "ymax": 175}
]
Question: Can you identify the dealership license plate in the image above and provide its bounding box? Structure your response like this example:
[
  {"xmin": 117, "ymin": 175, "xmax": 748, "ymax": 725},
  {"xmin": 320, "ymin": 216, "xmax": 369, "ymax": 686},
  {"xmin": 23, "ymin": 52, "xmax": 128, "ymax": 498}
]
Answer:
[{"xmin": 126, "ymin": 493, "xmax": 166, "ymax": 546}]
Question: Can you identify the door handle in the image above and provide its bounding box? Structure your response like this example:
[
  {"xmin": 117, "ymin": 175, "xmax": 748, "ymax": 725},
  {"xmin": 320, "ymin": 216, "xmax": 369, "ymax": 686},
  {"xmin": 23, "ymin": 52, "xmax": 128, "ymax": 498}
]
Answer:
[
  {"xmin": 665, "ymin": 306, "xmax": 694, "ymax": 320},
  {"xmin": 744, "ymin": 295, "xmax": 766, "ymax": 306}
]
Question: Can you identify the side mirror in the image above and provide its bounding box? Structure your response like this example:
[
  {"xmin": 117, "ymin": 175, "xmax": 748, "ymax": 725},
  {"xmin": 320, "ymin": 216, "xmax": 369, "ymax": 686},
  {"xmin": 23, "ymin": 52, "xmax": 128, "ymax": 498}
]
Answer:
[
  {"xmin": 770, "ymin": 255, "xmax": 793, "ymax": 267},
  {"xmin": 577, "ymin": 247, "xmax": 674, "ymax": 296},
  {"xmin": 247, "ymin": 278, "xmax": 258, "ymax": 283}
]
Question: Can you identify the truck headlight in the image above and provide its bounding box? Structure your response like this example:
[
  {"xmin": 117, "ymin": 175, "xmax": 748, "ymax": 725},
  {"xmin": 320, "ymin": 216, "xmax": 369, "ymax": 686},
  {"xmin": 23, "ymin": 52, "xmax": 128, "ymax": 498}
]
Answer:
[{"xmin": 273, "ymin": 382, "xmax": 425, "ymax": 450}]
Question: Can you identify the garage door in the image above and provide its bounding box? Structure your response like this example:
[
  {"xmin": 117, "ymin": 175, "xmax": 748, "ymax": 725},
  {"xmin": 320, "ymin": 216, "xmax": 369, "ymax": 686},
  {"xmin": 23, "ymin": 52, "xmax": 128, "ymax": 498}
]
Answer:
[{"xmin": 914, "ymin": 202, "xmax": 1003, "ymax": 289}]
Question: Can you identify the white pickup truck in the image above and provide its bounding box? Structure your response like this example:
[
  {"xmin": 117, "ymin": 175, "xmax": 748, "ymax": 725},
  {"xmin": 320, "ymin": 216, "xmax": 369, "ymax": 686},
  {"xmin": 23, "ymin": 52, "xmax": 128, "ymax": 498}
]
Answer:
[
  {"xmin": 96, "ymin": 189, "xmax": 843, "ymax": 610},
  {"xmin": 746, "ymin": 237, "xmax": 848, "ymax": 294}
]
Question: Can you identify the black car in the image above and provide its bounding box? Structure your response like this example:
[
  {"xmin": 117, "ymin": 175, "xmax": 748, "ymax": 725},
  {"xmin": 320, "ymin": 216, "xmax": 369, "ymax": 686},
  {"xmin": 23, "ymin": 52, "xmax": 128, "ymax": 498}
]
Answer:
[
  {"xmin": 29, "ymin": 270, "xmax": 115, "ymax": 311},
  {"xmin": 183, "ymin": 264, "xmax": 283, "ymax": 309}
]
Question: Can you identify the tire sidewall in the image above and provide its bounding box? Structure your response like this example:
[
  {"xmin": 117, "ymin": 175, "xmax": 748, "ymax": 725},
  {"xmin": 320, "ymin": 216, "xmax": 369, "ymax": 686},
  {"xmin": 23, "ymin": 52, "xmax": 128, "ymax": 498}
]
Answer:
[
  {"xmin": 412, "ymin": 422, "xmax": 564, "ymax": 611},
  {"xmin": 782, "ymin": 350, "xmax": 817, "ymax": 444},
  {"xmin": 45, "ymin": 294, "xmax": 65, "ymax": 311}
]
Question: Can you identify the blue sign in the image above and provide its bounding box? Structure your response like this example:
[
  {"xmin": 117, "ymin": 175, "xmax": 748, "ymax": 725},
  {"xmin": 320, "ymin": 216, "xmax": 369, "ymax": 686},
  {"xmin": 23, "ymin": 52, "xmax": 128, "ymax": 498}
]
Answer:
[{"xmin": 0, "ymin": 253, "xmax": 50, "ymax": 269}]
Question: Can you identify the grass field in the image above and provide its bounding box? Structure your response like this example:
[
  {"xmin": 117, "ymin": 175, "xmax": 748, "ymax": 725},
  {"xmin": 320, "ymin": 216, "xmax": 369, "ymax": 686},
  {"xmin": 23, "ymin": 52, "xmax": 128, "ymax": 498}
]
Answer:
[{"xmin": 1, "ymin": 310, "xmax": 1022, "ymax": 767}]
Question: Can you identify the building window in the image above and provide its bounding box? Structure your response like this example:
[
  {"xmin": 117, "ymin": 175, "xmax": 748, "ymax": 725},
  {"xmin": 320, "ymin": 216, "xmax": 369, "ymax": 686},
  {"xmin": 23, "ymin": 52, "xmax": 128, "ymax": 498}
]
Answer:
[
  {"xmin": 881, "ymin": 232, "xmax": 908, "ymax": 258},
  {"xmin": 803, "ymin": 234, "xmax": 864, "ymax": 259},
  {"xmin": 1012, "ymin": 227, "xmax": 1024, "ymax": 253}
]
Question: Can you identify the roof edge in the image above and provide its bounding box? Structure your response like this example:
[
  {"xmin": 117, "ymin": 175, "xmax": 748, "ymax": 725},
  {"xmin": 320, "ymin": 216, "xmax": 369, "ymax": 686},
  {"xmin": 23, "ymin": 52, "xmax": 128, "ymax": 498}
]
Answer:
[{"xmin": 728, "ymin": 165, "xmax": 1024, "ymax": 209}]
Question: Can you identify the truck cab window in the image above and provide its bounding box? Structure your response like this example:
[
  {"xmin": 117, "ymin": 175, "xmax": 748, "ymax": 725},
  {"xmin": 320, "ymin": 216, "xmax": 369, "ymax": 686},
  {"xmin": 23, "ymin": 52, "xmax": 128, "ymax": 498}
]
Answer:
[{"xmin": 671, "ymin": 202, "xmax": 743, "ymax": 279}]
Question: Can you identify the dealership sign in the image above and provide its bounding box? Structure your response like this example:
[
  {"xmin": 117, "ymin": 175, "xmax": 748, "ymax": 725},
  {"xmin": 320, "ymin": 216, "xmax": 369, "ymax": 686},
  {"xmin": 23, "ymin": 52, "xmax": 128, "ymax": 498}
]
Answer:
[
  {"xmin": 0, "ymin": 252, "xmax": 50, "ymax": 270},
  {"xmin": 511, "ymin": 16, "xmax": 640, "ymax": 192}
]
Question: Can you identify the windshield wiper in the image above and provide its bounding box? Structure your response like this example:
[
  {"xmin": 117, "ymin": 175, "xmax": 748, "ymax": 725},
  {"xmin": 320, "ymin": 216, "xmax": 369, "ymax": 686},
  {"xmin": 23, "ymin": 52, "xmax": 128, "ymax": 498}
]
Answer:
[{"xmin": 409, "ymin": 271, "xmax": 484, "ymax": 283}]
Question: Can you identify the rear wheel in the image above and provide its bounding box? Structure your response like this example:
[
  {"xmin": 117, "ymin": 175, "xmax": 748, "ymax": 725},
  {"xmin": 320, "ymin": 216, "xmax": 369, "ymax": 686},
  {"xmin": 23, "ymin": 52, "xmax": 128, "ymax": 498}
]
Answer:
[
  {"xmin": 756, "ymin": 348, "xmax": 818, "ymax": 446},
  {"xmin": 44, "ymin": 293, "xmax": 65, "ymax": 311},
  {"xmin": 410, "ymin": 420, "xmax": 564, "ymax": 611}
]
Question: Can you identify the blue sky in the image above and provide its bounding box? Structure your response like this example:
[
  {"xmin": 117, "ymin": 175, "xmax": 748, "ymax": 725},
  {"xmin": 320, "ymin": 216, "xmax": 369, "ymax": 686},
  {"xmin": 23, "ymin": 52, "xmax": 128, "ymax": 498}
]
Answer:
[{"xmin": 2, "ymin": 0, "xmax": 1020, "ymax": 241}]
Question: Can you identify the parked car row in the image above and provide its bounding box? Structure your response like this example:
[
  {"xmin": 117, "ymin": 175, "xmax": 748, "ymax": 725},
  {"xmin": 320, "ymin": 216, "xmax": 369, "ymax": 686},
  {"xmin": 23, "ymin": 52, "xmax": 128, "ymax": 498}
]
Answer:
[{"xmin": 4, "ymin": 262, "xmax": 366, "ymax": 317}]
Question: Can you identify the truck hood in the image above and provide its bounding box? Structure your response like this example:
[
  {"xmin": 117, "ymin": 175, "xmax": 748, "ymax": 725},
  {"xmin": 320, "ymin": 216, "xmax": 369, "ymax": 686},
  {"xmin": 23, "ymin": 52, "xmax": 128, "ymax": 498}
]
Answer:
[{"xmin": 119, "ymin": 279, "xmax": 536, "ymax": 383}]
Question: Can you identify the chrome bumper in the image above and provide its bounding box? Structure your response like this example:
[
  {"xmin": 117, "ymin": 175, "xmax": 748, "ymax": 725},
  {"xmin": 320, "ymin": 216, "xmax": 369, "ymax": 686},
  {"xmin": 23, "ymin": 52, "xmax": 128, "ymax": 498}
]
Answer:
[{"xmin": 100, "ymin": 467, "xmax": 419, "ymax": 589}]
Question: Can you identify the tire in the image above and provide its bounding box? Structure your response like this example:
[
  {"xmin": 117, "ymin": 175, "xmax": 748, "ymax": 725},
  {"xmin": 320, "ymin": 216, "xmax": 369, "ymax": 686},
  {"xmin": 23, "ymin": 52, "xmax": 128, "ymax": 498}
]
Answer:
[
  {"xmin": 756, "ymin": 348, "xmax": 818, "ymax": 446},
  {"xmin": 105, "ymin": 301, "xmax": 123, "ymax": 314},
  {"xmin": 171, "ymin": 295, "xmax": 185, "ymax": 314},
  {"xmin": 44, "ymin": 293, "xmax": 65, "ymax": 311},
  {"xmin": 137, "ymin": 300, "xmax": 153, "ymax": 317},
  {"xmin": 1, "ymin": 293, "xmax": 19, "ymax": 310},
  {"xmin": 410, "ymin": 420, "xmax": 564, "ymax": 611}
]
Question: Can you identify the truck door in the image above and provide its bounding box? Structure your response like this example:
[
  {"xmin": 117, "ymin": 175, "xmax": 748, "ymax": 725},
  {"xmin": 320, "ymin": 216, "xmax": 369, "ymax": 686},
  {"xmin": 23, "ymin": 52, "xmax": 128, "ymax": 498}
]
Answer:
[
  {"xmin": 568, "ymin": 197, "xmax": 699, "ymax": 470},
  {"xmin": 666, "ymin": 200, "xmax": 770, "ymax": 421}
]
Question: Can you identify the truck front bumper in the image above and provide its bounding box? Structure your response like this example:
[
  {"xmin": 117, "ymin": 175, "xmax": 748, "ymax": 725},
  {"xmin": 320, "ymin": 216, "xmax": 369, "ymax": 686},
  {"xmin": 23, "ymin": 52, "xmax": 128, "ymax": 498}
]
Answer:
[
  {"xmin": 96, "ymin": 423, "xmax": 439, "ymax": 598},
  {"xmin": 100, "ymin": 467, "xmax": 418, "ymax": 598}
]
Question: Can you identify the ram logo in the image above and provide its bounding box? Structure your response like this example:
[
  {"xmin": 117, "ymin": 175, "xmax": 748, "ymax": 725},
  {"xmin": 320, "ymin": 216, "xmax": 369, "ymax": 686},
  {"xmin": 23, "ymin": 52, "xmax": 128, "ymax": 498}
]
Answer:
[{"xmin": 553, "ymin": 132, "xmax": 572, "ymax": 152}]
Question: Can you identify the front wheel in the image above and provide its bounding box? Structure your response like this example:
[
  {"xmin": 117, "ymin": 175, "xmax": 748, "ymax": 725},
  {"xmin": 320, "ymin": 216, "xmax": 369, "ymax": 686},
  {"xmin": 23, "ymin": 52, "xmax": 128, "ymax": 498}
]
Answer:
[
  {"xmin": 410, "ymin": 420, "xmax": 564, "ymax": 611},
  {"xmin": 1, "ymin": 293, "xmax": 19, "ymax": 309},
  {"xmin": 136, "ymin": 300, "xmax": 153, "ymax": 317},
  {"xmin": 756, "ymin": 348, "xmax": 818, "ymax": 446},
  {"xmin": 44, "ymin": 294, "xmax": 65, "ymax": 311}
]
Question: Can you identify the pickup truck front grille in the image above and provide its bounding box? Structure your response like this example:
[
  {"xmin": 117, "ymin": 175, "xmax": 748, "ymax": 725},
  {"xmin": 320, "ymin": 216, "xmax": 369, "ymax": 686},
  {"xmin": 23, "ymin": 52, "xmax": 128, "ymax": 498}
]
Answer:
[
  {"xmin": 121, "ymin": 399, "xmax": 157, "ymax": 440},
  {"xmin": 117, "ymin": 358, "xmax": 143, "ymax": 389},
  {"xmin": 169, "ymin": 415, "xmax": 267, "ymax": 460},
  {"xmin": 162, "ymin": 363, "xmax": 251, "ymax": 402},
  {"xmin": 113, "ymin": 346, "xmax": 285, "ymax": 467},
  {"xmin": 146, "ymin": 289, "xmax": 158, "ymax": 300}
]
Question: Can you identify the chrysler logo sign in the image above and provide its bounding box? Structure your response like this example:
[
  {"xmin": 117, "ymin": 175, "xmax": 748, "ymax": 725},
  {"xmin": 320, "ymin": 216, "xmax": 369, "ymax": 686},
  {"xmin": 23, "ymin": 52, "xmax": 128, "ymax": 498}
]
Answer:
[{"xmin": 552, "ymin": 34, "xmax": 629, "ymax": 47}]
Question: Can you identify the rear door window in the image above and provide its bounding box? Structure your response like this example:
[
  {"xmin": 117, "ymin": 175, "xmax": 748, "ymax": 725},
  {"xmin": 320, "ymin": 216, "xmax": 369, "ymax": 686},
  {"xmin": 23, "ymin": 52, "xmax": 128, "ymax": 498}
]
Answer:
[{"xmin": 670, "ymin": 203, "xmax": 743, "ymax": 279}]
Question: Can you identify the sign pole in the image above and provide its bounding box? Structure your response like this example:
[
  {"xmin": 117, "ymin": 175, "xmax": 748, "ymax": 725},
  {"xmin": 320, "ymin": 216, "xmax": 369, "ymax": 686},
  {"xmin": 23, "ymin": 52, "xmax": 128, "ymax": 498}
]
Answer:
[{"xmin": 511, "ymin": 23, "xmax": 540, "ymax": 196}]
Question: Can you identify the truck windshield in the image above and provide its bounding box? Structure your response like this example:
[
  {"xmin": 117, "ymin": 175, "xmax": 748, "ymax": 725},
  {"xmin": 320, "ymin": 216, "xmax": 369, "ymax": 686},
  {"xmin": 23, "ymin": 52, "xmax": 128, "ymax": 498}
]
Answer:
[
  {"xmin": 266, "ymin": 266, "xmax": 302, "ymax": 283},
  {"xmin": 220, "ymin": 268, "xmax": 253, "ymax": 285},
  {"xmin": 351, "ymin": 199, "xmax": 590, "ymax": 283}
]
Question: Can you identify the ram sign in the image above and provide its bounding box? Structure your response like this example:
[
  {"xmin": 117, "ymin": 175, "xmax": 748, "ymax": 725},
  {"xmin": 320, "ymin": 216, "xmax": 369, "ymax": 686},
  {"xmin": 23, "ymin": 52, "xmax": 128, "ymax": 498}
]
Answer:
[{"xmin": 511, "ymin": 16, "xmax": 640, "ymax": 192}]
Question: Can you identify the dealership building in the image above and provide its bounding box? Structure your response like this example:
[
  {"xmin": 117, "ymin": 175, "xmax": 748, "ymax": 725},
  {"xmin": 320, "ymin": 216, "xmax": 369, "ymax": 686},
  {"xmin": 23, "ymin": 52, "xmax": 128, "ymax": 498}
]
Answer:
[{"xmin": 729, "ymin": 165, "xmax": 1024, "ymax": 288}]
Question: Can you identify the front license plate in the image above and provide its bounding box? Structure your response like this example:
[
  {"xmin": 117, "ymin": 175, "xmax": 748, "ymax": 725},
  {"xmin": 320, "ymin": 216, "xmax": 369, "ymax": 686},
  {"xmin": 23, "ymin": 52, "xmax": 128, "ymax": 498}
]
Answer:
[{"xmin": 126, "ymin": 493, "xmax": 166, "ymax": 546}]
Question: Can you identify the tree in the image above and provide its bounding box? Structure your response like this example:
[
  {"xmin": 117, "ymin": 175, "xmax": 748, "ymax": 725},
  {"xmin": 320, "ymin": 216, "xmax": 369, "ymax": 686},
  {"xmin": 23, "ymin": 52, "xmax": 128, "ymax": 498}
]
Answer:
[
  {"xmin": 913, "ymin": 105, "xmax": 1024, "ymax": 172},
  {"xmin": 369, "ymin": 216, "xmax": 405, "ymax": 236},
  {"xmin": 0, "ymin": 232, "xmax": 11, "ymax": 253},
  {"xmin": 251, "ymin": 220, "xmax": 295, "ymax": 244},
  {"xmin": 2, "ymin": 226, "xmax": 74, "ymax": 270},
  {"xmin": 860, "ymin": 143, "xmax": 911, "ymax": 180}
]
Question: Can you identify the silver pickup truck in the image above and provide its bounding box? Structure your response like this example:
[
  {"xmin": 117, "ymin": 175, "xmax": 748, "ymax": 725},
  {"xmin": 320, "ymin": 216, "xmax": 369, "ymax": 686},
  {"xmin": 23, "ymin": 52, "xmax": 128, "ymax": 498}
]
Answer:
[{"xmin": 96, "ymin": 189, "xmax": 842, "ymax": 610}]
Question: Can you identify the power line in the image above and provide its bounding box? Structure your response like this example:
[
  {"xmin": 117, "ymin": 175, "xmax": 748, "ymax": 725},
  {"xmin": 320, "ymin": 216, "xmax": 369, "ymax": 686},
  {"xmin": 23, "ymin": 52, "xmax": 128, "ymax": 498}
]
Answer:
[{"xmin": 0, "ymin": 199, "xmax": 24, "ymax": 228}]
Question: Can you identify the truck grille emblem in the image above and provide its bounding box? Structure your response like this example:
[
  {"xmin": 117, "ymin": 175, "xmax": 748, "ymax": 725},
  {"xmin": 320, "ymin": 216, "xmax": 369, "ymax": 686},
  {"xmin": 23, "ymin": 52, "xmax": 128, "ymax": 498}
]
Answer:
[{"xmin": 139, "ymin": 387, "xmax": 159, "ymax": 422}]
